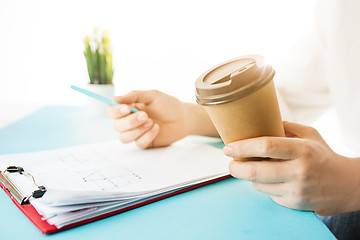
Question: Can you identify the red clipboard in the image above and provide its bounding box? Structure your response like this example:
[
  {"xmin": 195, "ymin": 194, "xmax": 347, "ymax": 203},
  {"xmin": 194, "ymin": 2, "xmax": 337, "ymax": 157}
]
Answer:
[{"xmin": 0, "ymin": 171, "xmax": 230, "ymax": 234}]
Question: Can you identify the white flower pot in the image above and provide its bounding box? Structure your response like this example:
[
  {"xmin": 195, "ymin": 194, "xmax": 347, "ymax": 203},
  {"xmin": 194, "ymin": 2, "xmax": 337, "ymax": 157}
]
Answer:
[{"xmin": 86, "ymin": 84, "xmax": 115, "ymax": 116}]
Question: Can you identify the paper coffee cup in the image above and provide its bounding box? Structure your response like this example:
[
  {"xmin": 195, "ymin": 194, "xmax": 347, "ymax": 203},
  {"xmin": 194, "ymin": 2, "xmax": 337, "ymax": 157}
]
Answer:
[{"xmin": 195, "ymin": 55, "xmax": 285, "ymax": 149}]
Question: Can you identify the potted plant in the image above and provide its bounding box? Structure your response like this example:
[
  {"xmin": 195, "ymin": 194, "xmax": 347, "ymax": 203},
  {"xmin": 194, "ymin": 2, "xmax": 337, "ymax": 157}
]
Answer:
[{"xmin": 83, "ymin": 27, "xmax": 114, "ymax": 115}]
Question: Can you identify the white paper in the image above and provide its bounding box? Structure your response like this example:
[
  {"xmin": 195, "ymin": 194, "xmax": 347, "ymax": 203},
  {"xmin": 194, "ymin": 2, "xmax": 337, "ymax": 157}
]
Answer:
[{"xmin": 0, "ymin": 137, "xmax": 230, "ymax": 227}]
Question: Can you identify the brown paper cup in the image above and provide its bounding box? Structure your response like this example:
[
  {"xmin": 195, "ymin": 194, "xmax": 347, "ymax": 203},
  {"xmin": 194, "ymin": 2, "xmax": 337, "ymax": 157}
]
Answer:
[{"xmin": 195, "ymin": 55, "xmax": 284, "ymax": 160}]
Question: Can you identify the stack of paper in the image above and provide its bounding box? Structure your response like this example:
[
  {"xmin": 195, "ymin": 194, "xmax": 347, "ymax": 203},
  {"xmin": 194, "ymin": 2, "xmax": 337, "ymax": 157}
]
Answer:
[{"xmin": 0, "ymin": 138, "xmax": 230, "ymax": 229}]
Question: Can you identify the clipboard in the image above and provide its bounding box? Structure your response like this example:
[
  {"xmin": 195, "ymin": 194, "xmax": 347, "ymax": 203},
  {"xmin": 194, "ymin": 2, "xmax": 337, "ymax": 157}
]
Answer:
[{"xmin": 0, "ymin": 166, "xmax": 230, "ymax": 234}]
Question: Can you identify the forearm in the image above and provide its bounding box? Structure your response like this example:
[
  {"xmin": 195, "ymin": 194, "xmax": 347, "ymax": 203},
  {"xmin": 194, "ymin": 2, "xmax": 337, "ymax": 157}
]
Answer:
[{"xmin": 184, "ymin": 103, "xmax": 219, "ymax": 137}]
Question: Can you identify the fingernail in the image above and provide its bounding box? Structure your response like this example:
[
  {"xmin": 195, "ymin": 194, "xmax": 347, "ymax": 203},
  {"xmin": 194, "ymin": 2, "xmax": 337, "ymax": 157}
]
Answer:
[
  {"xmin": 119, "ymin": 105, "xmax": 129, "ymax": 114},
  {"xmin": 151, "ymin": 124, "xmax": 159, "ymax": 132},
  {"xmin": 144, "ymin": 120, "xmax": 152, "ymax": 128},
  {"xmin": 223, "ymin": 146, "xmax": 233, "ymax": 156},
  {"xmin": 137, "ymin": 112, "xmax": 147, "ymax": 122}
]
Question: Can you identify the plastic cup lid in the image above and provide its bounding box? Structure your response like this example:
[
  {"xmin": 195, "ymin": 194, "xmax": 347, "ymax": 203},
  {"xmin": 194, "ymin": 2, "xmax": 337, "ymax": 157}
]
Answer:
[{"xmin": 195, "ymin": 55, "xmax": 275, "ymax": 105}]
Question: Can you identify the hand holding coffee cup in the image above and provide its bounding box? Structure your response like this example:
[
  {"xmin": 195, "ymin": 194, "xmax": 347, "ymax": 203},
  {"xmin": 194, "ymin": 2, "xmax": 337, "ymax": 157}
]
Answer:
[{"xmin": 195, "ymin": 55, "xmax": 285, "ymax": 161}]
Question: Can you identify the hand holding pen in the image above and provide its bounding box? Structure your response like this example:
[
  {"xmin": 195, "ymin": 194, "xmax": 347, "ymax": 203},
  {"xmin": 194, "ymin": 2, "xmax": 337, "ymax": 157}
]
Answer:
[
  {"xmin": 70, "ymin": 85, "xmax": 215, "ymax": 149},
  {"xmin": 105, "ymin": 90, "xmax": 193, "ymax": 149}
]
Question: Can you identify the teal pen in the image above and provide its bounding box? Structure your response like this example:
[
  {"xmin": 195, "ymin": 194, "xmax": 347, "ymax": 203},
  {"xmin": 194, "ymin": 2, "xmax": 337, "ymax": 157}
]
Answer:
[{"xmin": 70, "ymin": 85, "xmax": 139, "ymax": 113}]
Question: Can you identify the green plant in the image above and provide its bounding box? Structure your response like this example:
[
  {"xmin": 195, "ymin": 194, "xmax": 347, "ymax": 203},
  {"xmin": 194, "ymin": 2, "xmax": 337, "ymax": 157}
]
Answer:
[{"xmin": 83, "ymin": 28, "xmax": 113, "ymax": 84}]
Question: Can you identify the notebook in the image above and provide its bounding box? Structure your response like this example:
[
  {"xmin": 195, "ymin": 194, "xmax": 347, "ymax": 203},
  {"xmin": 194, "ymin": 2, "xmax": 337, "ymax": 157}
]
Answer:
[{"xmin": 0, "ymin": 138, "xmax": 230, "ymax": 234}]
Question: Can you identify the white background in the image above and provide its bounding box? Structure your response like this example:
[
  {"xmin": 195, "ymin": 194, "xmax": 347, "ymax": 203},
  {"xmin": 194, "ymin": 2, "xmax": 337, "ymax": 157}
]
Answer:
[
  {"xmin": 6, "ymin": 0, "xmax": 350, "ymax": 152},
  {"xmin": 0, "ymin": 0, "xmax": 356, "ymax": 157},
  {"xmin": 0, "ymin": 0, "xmax": 316, "ymax": 105}
]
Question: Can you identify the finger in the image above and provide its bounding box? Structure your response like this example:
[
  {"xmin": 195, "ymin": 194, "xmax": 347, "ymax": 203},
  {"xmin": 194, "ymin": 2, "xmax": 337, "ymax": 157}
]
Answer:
[
  {"xmin": 134, "ymin": 103, "xmax": 146, "ymax": 111},
  {"xmin": 224, "ymin": 137, "xmax": 304, "ymax": 160},
  {"xmin": 269, "ymin": 195, "xmax": 291, "ymax": 209},
  {"xmin": 283, "ymin": 121, "xmax": 323, "ymax": 141},
  {"xmin": 114, "ymin": 90, "xmax": 160, "ymax": 105},
  {"xmin": 252, "ymin": 182, "xmax": 286, "ymax": 196},
  {"xmin": 118, "ymin": 119, "xmax": 154, "ymax": 144},
  {"xmin": 113, "ymin": 111, "xmax": 149, "ymax": 132},
  {"xmin": 135, "ymin": 124, "xmax": 160, "ymax": 149},
  {"xmin": 270, "ymin": 195, "xmax": 312, "ymax": 212},
  {"xmin": 229, "ymin": 160, "xmax": 295, "ymax": 183},
  {"xmin": 105, "ymin": 104, "xmax": 131, "ymax": 119}
]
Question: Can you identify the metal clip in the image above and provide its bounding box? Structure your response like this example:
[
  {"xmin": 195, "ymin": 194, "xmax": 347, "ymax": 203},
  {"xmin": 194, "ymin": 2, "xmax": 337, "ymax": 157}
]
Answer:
[
  {"xmin": 22, "ymin": 186, "xmax": 47, "ymax": 204},
  {"xmin": 4, "ymin": 166, "xmax": 24, "ymax": 174},
  {"xmin": 1, "ymin": 166, "xmax": 47, "ymax": 205}
]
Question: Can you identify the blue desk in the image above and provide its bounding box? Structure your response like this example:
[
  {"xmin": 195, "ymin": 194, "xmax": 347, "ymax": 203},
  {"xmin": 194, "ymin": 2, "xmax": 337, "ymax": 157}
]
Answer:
[{"xmin": 0, "ymin": 106, "xmax": 335, "ymax": 239}]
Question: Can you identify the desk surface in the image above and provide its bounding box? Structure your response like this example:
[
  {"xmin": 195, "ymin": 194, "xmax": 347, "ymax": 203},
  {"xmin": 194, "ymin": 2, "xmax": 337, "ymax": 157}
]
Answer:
[{"xmin": 0, "ymin": 106, "xmax": 335, "ymax": 239}]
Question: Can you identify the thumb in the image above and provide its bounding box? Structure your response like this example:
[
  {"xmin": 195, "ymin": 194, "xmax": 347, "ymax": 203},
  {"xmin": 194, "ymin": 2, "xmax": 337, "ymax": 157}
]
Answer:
[
  {"xmin": 114, "ymin": 90, "xmax": 159, "ymax": 105},
  {"xmin": 283, "ymin": 121, "xmax": 324, "ymax": 142}
]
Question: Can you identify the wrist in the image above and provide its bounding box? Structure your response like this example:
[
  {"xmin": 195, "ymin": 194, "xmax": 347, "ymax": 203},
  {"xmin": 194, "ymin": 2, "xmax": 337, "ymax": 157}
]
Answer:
[
  {"xmin": 343, "ymin": 156, "xmax": 360, "ymax": 212},
  {"xmin": 184, "ymin": 103, "xmax": 219, "ymax": 137},
  {"xmin": 183, "ymin": 103, "xmax": 199, "ymax": 136}
]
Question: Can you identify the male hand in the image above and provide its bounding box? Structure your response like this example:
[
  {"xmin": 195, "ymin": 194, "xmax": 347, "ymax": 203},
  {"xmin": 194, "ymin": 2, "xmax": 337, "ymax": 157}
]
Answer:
[{"xmin": 223, "ymin": 121, "xmax": 360, "ymax": 216}]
